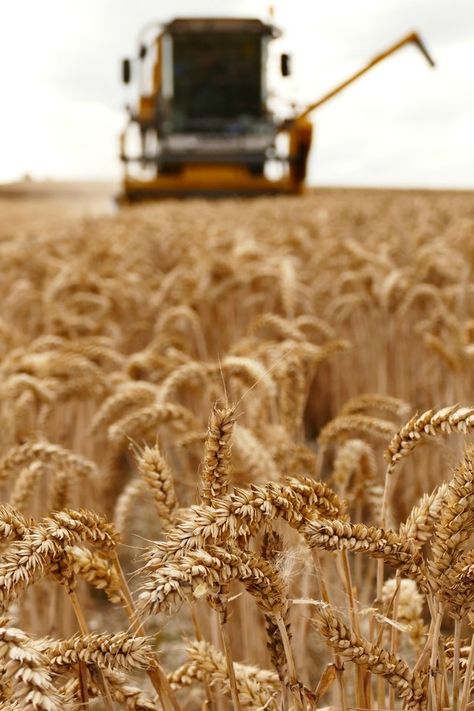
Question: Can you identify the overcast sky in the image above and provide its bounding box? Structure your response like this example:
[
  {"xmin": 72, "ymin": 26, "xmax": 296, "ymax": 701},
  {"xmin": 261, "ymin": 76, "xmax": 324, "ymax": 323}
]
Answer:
[{"xmin": 1, "ymin": 0, "xmax": 473, "ymax": 187}]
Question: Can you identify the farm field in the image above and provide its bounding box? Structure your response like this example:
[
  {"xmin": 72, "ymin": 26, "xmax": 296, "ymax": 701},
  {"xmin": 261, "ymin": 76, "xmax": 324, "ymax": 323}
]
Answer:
[
  {"xmin": 0, "ymin": 180, "xmax": 116, "ymax": 235},
  {"xmin": 0, "ymin": 185, "xmax": 473, "ymax": 710}
]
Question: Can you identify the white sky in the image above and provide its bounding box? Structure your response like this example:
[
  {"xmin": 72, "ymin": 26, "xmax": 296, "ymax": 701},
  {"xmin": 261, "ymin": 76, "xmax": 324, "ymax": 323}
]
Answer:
[{"xmin": 1, "ymin": 0, "xmax": 473, "ymax": 187}]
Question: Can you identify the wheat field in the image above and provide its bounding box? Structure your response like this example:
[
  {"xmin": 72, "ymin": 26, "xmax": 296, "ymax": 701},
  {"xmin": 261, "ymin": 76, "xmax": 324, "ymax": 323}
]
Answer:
[{"xmin": 0, "ymin": 185, "xmax": 472, "ymax": 710}]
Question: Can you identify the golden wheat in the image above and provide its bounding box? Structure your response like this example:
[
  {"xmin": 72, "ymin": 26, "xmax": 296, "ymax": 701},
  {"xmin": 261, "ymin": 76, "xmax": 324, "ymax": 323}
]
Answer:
[{"xmin": 0, "ymin": 188, "xmax": 472, "ymax": 710}]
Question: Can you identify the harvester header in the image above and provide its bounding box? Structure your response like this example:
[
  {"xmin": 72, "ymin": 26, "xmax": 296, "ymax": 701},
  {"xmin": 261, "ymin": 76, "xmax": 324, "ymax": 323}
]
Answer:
[{"xmin": 118, "ymin": 18, "xmax": 434, "ymax": 202}]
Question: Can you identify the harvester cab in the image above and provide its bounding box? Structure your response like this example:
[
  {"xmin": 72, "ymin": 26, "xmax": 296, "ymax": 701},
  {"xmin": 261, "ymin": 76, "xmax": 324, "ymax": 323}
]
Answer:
[{"xmin": 119, "ymin": 18, "xmax": 435, "ymax": 202}]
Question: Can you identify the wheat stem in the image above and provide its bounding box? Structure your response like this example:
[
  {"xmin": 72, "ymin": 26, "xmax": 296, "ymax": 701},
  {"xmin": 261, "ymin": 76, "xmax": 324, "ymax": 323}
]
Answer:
[
  {"xmin": 68, "ymin": 590, "xmax": 115, "ymax": 711},
  {"xmin": 112, "ymin": 551, "xmax": 181, "ymax": 711},
  {"xmin": 312, "ymin": 551, "xmax": 348, "ymax": 711},
  {"xmin": 459, "ymin": 634, "xmax": 474, "ymax": 711},
  {"xmin": 218, "ymin": 612, "xmax": 242, "ymax": 711},
  {"xmin": 388, "ymin": 572, "xmax": 402, "ymax": 710},
  {"xmin": 338, "ymin": 550, "xmax": 369, "ymax": 710},
  {"xmin": 275, "ymin": 613, "xmax": 305, "ymax": 711},
  {"xmin": 453, "ymin": 618, "xmax": 461, "ymax": 710},
  {"xmin": 428, "ymin": 604, "xmax": 444, "ymax": 711},
  {"xmin": 189, "ymin": 602, "xmax": 215, "ymax": 710},
  {"xmin": 78, "ymin": 661, "xmax": 90, "ymax": 710}
]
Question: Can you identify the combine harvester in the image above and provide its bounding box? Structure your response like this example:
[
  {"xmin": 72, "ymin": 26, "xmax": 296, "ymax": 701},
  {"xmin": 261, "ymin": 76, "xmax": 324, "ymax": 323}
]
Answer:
[{"xmin": 118, "ymin": 17, "xmax": 434, "ymax": 202}]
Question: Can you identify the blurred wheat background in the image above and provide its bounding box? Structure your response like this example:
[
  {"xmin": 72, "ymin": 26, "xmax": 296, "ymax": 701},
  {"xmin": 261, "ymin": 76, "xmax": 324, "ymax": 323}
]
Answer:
[{"xmin": 0, "ymin": 185, "xmax": 472, "ymax": 710}]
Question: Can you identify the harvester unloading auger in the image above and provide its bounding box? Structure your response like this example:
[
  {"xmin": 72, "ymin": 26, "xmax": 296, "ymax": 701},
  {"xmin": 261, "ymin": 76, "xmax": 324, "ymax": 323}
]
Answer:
[{"xmin": 118, "ymin": 19, "xmax": 435, "ymax": 202}]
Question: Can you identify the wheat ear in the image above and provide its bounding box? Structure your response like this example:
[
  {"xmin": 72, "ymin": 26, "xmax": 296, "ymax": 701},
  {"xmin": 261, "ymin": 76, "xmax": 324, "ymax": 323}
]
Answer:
[
  {"xmin": 135, "ymin": 442, "xmax": 179, "ymax": 527},
  {"xmin": 169, "ymin": 639, "xmax": 279, "ymax": 710},
  {"xmin": 200, "ymin": 405, "xmax": 236, "ymax": 505},
  {"xmin": 44, "ymin": 632, "xmax": 154, "ymax": 672},
  {"xmin": 0, "ymin": 622, "xmax": 66, "ymax": 711},
  {"xmin": 312, "ymin": 603, "xmax": 426, "ymax": 710}
]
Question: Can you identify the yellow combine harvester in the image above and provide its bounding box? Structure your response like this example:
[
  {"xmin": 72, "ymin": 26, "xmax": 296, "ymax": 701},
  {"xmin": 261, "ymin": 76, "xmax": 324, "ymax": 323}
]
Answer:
[{"xmin": 118, "ymin": 17, "xmax": 434, "ymax": 202}]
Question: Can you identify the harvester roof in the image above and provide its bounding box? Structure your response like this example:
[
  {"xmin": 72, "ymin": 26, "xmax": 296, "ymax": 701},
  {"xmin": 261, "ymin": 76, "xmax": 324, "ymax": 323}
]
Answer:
[{"xmin": 163, "ymin": 17, "xmax": 281, "ymax": 38}]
